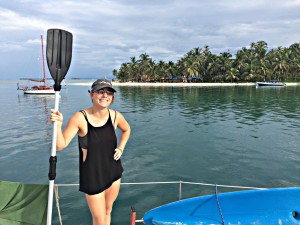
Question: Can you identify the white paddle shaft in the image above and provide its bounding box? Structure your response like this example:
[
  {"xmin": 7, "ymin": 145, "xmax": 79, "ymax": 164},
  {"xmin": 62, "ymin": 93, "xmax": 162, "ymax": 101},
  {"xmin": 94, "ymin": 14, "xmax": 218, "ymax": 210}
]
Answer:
[{"xmin": 47, "ymin": 91, "xmax": 60, "ymax": 225}]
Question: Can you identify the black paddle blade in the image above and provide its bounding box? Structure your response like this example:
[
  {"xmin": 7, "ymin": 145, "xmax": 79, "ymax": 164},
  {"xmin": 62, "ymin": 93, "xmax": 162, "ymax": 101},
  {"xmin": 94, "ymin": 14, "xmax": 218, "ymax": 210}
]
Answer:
[{"xmin": 46, "ymin": 29, "xmax": 73, "ymax": 91}]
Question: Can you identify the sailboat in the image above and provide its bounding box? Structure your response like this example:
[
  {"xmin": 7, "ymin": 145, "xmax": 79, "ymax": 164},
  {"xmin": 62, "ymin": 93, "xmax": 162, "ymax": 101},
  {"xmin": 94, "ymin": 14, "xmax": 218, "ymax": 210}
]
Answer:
[{"xmin": 17, "ymin": 35, "xmax": 55, "ymax": 94}]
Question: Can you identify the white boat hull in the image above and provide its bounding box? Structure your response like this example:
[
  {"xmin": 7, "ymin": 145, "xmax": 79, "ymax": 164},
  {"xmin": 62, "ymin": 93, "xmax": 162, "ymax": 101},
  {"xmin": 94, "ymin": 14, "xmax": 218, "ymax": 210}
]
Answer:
[
  {"xmin": 24, "ymin": 89, "xmax": 55, "ymax": 95},
  {"xmin": 256, "ymin": 81, "xmax": 286, "ymax": 87}
]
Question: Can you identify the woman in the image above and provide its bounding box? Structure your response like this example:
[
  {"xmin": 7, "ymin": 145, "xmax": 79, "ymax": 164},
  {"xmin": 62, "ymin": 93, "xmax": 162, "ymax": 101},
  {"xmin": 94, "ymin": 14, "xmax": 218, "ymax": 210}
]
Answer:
[{"xmin": 50, "ymin": 78, "xmax": 131, "ymax": 225}]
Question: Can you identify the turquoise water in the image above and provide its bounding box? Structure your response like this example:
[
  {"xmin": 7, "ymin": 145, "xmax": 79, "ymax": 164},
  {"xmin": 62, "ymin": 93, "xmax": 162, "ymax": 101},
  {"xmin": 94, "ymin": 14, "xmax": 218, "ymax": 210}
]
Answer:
[{"xmin": 0, "ymin": 81, "xmax": 300, "ymax": 224}]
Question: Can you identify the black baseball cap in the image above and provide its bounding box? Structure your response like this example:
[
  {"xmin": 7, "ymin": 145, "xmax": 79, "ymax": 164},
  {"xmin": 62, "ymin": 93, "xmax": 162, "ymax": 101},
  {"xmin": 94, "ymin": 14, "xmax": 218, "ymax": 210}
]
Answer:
[{"xmin": 89, "ymin": 78, "xmax": 116, "ymax": 93}]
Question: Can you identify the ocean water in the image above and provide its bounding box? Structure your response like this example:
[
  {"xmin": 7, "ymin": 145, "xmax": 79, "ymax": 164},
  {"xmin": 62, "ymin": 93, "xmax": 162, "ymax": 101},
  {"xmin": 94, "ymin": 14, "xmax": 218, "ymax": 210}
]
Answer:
[{"xmin": 0, "ymin": 80, "xmax": 300, "ymax": 224}]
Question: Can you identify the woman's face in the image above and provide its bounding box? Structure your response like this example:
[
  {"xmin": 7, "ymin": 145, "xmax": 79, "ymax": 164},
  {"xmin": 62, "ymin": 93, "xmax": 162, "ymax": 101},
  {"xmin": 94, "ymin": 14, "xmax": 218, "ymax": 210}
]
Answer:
[{"xmin": 90, "ymin": 87, "xmax": 114, "ymax": 106}]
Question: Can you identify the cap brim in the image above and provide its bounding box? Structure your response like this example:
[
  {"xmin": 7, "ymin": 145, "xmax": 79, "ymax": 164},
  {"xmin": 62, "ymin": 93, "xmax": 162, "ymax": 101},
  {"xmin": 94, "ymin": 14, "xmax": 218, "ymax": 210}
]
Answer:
[
  {"xmin": 107, "ymin": 87, "xmax": 117, "ymax": 92},
  {"xmin": 93, "ymin": 86, "xmax": 117, "ymax": 93}
]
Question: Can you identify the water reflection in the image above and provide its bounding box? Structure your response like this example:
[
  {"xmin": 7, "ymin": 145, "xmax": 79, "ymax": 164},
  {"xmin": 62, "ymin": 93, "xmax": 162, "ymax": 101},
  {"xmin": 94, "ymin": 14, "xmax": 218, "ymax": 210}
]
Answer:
[
  {"xmin": 17, "ymin": 94, "xmax": 55, "ymax": 138},
  {"xmin": 118, "ymin": 85, "xmax": 300, "ymax": 122}
]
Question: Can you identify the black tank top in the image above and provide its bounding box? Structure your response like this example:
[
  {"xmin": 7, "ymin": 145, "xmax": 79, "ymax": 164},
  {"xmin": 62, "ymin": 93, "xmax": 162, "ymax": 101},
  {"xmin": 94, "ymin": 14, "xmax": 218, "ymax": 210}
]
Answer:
[{"xmin": 78, "ymin": 110, "xmax": 123, "ymax": 195}]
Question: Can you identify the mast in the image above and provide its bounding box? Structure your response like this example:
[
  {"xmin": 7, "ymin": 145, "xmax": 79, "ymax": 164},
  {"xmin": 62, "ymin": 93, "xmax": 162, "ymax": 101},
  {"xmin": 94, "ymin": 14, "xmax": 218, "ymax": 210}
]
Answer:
[{"xmin": 41, "ymin": 35, "xmax": 47, "ymax": 87}]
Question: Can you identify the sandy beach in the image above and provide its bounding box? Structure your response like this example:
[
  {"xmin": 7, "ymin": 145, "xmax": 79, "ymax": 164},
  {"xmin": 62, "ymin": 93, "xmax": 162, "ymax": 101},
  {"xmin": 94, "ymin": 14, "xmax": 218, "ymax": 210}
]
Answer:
[
  {"xmin": 111, "ymin": 82, "xmax": 299, "ymax": 87},
  {"xmin": 65, "ymin": 80, "xmax": 299, "ymax": 87}
]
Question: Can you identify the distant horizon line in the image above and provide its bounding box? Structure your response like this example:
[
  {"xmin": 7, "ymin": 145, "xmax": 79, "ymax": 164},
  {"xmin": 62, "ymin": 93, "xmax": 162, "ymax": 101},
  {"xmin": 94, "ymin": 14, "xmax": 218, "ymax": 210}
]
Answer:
[{"xmin": 17, "ymin": 77, "xmax": 111, "ymax": 80}]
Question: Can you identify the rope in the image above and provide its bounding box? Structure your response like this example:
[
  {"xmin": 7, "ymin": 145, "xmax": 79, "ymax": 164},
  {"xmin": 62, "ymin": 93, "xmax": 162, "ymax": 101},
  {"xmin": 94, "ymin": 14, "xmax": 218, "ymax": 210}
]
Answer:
[
  {"xmin": 54, "ymin": 184, "xmax": 63, "ymax": 225},
  {"xmin": 214, "ymin": 184, "xmax": 225, "ymax": 225}
]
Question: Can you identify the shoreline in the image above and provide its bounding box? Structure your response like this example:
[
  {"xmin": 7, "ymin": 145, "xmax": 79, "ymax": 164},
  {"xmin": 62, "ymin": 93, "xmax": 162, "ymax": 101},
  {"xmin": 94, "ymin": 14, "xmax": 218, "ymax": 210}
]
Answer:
[
  {"xmin": 112, "ymin": 82, "xmax": 299, "ymax": 87},
  {"xmin": 4, "ymin": 79, "xmax": 298, "ymax": 87},
  {"xmin": 61, "ymin": 80, "xmax": 299, "ymax": 87},
  {"xmin": 112, "ymin": 82, "xmax": 256, "ymax": 87}
]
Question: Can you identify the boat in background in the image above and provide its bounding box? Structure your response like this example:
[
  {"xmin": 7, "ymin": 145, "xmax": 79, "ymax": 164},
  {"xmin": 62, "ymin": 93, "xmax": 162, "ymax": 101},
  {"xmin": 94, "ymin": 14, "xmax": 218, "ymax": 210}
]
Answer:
[
  {"xmin": 256, "ymin": 80, "xmax": 286, "ymax": 87},
  {"xmin": 143, "ymin": 187, "xmax": 300, "ymax": 225},
  {"xmin": 17, "ymin": 35, "xmax": 55, "ymax": 95}
]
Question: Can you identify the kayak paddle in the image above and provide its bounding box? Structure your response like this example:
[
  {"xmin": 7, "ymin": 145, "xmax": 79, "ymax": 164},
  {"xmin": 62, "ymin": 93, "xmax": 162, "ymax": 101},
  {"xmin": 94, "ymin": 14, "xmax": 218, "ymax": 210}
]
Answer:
[{"xmin": 46, "ymin": 28, "xmax": 73, "ymax": 225}]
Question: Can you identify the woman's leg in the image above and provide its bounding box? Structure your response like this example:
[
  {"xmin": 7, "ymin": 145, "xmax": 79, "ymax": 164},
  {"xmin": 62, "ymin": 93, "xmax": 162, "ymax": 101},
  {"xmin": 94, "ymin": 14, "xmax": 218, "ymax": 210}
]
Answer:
[
  {"xmin": 86, "ymin": 192, "xmax": 106, "ymax": 225},
  {"xmin": 104, "ymin": 179, "xmax": 121, "ymax": 225},
  {"xmin": 85, "ymin": 179, "xmax": 121, "ymax": 225}
]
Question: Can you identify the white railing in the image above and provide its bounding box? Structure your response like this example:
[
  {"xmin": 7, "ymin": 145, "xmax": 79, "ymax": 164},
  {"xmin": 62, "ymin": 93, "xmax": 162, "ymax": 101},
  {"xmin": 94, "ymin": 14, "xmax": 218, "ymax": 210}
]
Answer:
[{"xmin": 56, "ymin": 180, "xmax": 266, "ymax": 224}]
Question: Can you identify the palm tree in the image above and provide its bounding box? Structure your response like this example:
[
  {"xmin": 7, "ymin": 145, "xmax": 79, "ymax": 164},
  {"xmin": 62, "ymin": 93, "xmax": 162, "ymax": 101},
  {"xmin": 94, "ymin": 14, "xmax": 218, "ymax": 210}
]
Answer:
[
  {"xmin": 214, "ymin": 51, "xmax": 232, "ymax": 82},
  {"xmin": 207, "ymin": 55, "xmax": 220, "ymax": 81},
  {"xmin": 128, "ymin": 57, "xmax": 139, "ymax": 81},
  {"xmin": 116, "ymin": 63, "xmax": 130, "ymax": 82},
  {"xmin": 288, "ymin": 43, "xmax": 300, "ymax": 81},
  {"xmin": 112, "ymin": 69, "xmax": 118, "ymax": 79},
  {"xmin": 185, "ymin": 58, "xmax": 200, "ymax": 79},
  {"xmin": 113, "ymin": 41, "xmax": 300, "ymax": 83},
  {"xmin": 165, "ymin": 61, "xmax": 176, "ymax": 82},
  {"xmin": 146, "ymin": 59, "xmax": 158, "ymax": 81},
  {"xmin": 138, "ymin": 53, "xmax": 151, "ymax": 81},
  {"xmin": 226, "ymin": 68, "xmax": 239, "ymax": 82},
  {"xmin": 272, "ymin": 47, "xmax": 289, "ymax": 81},
  {"xmin": 156, "ymin": 60, "xmax": 167, "ymax": 81}
]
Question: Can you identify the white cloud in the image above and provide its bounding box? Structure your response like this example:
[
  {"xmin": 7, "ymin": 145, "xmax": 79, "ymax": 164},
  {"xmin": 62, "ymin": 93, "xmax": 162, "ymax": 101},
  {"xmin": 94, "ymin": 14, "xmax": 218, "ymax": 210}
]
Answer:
[{"xmin": 0, "ymin": 0, "xmax": 299, "ymax": 79}]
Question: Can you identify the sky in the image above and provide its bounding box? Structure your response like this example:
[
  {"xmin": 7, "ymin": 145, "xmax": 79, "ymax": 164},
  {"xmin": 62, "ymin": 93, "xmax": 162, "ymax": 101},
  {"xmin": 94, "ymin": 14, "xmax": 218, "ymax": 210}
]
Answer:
[{"xmin": 0, "ymin": 0, "xmax": 300, "ymax": 80}]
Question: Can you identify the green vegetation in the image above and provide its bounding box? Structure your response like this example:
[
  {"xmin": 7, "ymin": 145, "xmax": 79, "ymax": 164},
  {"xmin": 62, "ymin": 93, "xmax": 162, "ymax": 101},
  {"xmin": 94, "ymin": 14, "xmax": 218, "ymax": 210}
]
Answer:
[{"xmin": 113, "ymin": 41, "xmax": 300, "ymax": 83}]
